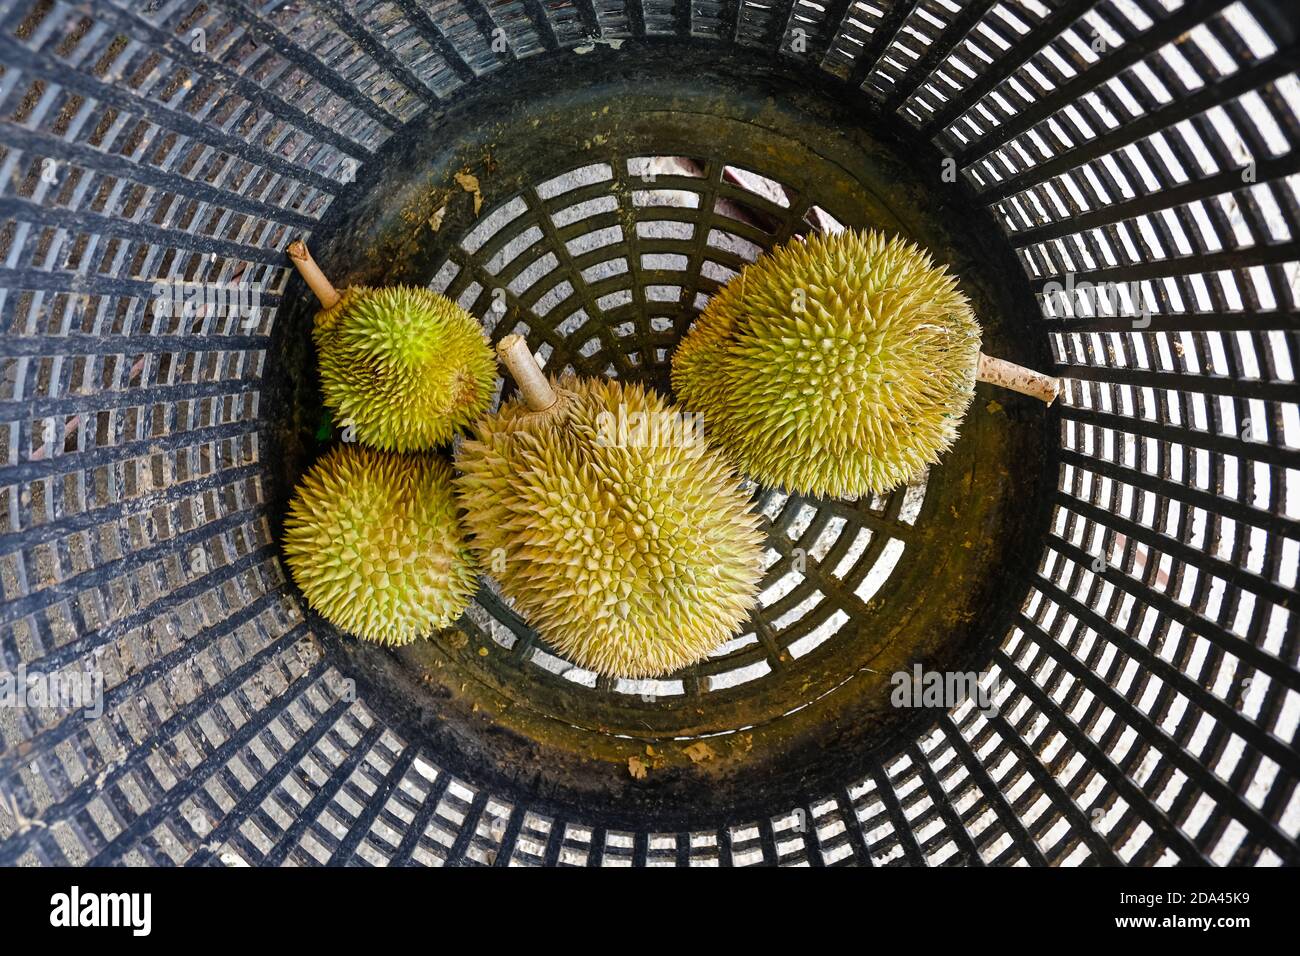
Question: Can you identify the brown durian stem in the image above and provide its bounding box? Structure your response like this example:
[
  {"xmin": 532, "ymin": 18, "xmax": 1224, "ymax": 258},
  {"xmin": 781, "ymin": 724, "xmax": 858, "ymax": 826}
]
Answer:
[
  {"xmin": 977, "ymin": 352, "xmax": 1061, "ymax": 405},
  {"xmin": 497, "ymin": 334, "xmax": 558, "ymax": 412},
  {"xmin": 287, "ymin": 239, "xmax": 341, "ymax": 310}
]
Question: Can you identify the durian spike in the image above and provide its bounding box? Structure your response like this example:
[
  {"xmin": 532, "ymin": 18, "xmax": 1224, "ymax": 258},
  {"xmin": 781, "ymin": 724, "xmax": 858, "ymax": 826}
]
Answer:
[
  {"xmin": 976, "ymin": 352, "xmax": 1061, "ymax": 405},
  {"xmin": 497, "ymin": 334, "xmax": 558, "ymax": 412},
  {"xmin": 287, "ymin": 238, "xmax": 341, "ymax": 309}
]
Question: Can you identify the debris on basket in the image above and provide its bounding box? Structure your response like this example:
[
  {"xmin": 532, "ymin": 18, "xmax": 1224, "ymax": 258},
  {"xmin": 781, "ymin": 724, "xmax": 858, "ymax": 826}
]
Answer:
[
  {"xmin": 627, "ymin": 756, "xmax": 648, "ymax": 780},
  {"xmin": 455, "ymin": 170, "xmax": 483, "ymax": 215},
  {"xmin": 428, "ymin": 202, "xmax": 448, "ymax": 232},
  {"xmin": 684, "ymin": 742, "xmax": 716, "ymax": 764}
]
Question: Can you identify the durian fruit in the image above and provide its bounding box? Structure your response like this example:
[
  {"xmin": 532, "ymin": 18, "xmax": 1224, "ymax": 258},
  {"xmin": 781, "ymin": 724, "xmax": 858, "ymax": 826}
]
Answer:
[
  {"xmin": 288, "ymin": 240, "xmax": 495, "ymax": 451},
  {"xmin": 671, "ymin": 228, "xmax": 1060, "ymax": 499},
  {"xmin": 455, "ymin": 335, "xmax": 765, "ymax": 679},
  {"xmin": 283, "ymin": 443, "xmax": 478, "ymax": 645}
]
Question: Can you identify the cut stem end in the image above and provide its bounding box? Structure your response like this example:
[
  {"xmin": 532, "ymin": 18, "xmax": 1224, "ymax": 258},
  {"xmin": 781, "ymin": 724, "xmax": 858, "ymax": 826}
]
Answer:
[
  {"xmin": 287, "ymin": 239, "xmax": 341, "ymax": 310},
  {"xmin": 497, "ymin": 334, "xmax": 558, "ymax": 412},
  {"xmin": 977, "ymin": 352, "xmax": 1061, "ymax": 405}
]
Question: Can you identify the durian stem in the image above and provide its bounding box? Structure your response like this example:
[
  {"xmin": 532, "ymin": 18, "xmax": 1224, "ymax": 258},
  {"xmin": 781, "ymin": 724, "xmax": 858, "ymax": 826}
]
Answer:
[
  {"xmin": 976, "ymin": 352, "xmax": 1061, "ymax": 405},
  {"xmin": 287, "ymin": 239, "xmax": 341, "ymax": 310},
  {"xmin": 497, "ymin": 334, "xmax": 558, "ymax": 412}
]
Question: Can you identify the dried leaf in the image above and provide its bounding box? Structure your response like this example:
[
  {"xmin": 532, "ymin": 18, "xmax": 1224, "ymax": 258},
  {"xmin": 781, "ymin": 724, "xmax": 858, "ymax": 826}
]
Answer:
[
  {"xmin": 428, "ymin": 203, "xmax": 447, "ymax": 232},
  {"xmin": 683, "ymin": 742, "xmax": 716, "ymax": 764},
  {"xmin": 454, "ymin": 171, "xmax": 483, "ymax": 216}
]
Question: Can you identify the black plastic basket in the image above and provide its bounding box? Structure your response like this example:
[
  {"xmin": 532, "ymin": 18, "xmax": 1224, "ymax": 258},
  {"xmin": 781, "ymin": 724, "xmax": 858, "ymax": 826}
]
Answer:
[{"xmin": 0, "ymin": 0, "xmax": 1296, "ymax": 867}]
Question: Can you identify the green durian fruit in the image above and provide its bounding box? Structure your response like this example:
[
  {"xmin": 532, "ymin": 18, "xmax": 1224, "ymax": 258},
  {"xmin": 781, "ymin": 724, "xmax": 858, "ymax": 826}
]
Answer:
[
  {"xmin": 314, "ymin": 286, "xmax": 496, "ymax": 451},
  {"xmin": 455, "ymin": 336, "xmax": 764, "ymax": 679},
  {"xmin": 289, "ymin": 240, "xmax": 495, "ymax": 451},
  {"xmin": 283, "ymin": 444, "xmax": 478, "ymax": 645},
  {"xmin": 671, "ymin": 228, "xmax": 983, "ymax": 499}
]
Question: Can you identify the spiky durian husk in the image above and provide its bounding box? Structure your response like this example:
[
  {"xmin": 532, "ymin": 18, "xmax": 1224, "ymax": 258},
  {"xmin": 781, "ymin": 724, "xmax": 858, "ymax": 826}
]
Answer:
[
  {"xmin": 454, "ymin": 376, "xmax": 764, "ymax": 678},
  {"xmin": 671, "ymin": 229, "xmax": 981, "ymax": 499},
  {"xmin": 314, "ymin": 286, "xmax": 495, "ymax": 451},
  {"xmin": 283, "ymin": 445, "xmax": 479, "ymax": 645}
]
